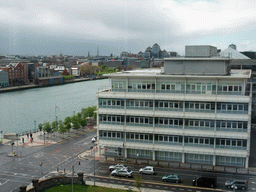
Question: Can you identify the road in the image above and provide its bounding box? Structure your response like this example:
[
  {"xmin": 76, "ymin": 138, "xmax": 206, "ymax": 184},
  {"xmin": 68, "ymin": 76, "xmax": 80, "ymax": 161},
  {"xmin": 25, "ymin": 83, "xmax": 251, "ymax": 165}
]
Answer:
[{"xmin": 0, "ymin": 130, "xmax": 256, "ymax": 192}]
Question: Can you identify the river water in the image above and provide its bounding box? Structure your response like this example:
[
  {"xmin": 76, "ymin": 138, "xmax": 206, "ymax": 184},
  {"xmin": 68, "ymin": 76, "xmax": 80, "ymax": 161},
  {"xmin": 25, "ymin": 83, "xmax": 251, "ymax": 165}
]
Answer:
[{"xmin": 0, "ymin": 79, "xmax": 109, "ymax": 135}]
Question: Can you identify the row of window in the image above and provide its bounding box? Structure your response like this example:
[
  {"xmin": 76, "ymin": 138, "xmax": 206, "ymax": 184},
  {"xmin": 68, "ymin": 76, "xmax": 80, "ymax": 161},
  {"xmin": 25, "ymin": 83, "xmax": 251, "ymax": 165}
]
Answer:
[
  {"xmin": 106, "ymin": 147, "xmax": 245, "ymax": 166},
  {"xmin": 99, "ymin": 99, "xmax": 248, "ymax": 113},
  {"xmin": 111, "ymin": 81, "xmax": 243, "ymax": 94},
  {"xmin": 99, "ymin": 131, "xmax": 247, "ymax": 148},
  {"xmin": 99, "ymin": 115, "xmax": 248, "ymax": 130}
]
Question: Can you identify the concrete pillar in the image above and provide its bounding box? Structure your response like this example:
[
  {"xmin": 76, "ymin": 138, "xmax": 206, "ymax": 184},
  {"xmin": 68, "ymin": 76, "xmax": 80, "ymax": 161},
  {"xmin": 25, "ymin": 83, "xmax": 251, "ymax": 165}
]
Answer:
[
  {"xmin": 124, "ymin": 148, "xmax": 127, "ymax": 158},
  {"xmin": 245, "ymin": 156, "xmax": 249, "ymax": 168},
  {"xmin": 182, "ymin": 153, "xmax": 185, "ymax": 163},
  {"xmin": 78, "ymin": 172, "xmax": 84, "ymax": 185},
  {"xmin": 98, "ymin": 145, "xmax": 101, "ymax": 155},
  {"xmin": 213, "ymin": 155, "xmax": 216, "ymax": 166},
  {"xmin": 19, "ymin": 185, "xmax": 27, "ymax": 192},
  {"xmin": 152, "ymin": 151, "xmax": 155, "ymax": 161},
  {"xmin": 32, "ymin": 179, "xmax": 39, "ymax": 192}
]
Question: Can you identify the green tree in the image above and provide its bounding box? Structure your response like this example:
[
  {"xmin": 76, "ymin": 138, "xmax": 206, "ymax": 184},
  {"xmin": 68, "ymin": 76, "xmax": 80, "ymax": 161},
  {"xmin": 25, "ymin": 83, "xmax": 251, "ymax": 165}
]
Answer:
[
  {"xmin": 38, "ymin": 123, "xmax": 43, "ymax": 132},
  {"xmin": 100, "ymin": 65, "xmax": 107, "ymax": 70},
  {"xmin": 78, "ymin": 113, "xmax": 87, "ymax": 132},
  {"xmin": 81, "ymin": 106, "xmax": 96, "ymax": 118},
  {"xmin": 43, "ymin": 122, "xmax": 52, "ymax": 138},
  {"xmin": 58, "ymin": 120, "xmax": 66, "ymax": 138},
  {"xmin": 134, "ymin": 174, "xmax": 143, "ymax": 192},
  {"xmin": 64, "ymin": 117, "xmax": 72, "ymax": 136},
  {"xmin": 71, "ymin": 115, "xmax": 81, "ymax": 133},
  {"xmin": 51, "ymin": 121, "xmax": 58, "ymax": 133}
]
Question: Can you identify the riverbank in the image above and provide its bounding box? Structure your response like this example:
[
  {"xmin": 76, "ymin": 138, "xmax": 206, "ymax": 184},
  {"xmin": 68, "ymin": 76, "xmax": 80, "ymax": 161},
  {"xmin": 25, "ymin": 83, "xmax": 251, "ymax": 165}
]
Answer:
[{"xmin": 0, "ymin": 76, "xmax": 108, "ymax": 93}]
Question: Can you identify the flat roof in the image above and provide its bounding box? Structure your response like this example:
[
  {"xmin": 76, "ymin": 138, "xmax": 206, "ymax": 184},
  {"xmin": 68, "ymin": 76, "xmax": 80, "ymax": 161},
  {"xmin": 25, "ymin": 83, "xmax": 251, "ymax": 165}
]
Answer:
[
  {"xmin": 164, "ymin": 57, "xmax": 230, "ymax": 61},
  {"xmin": 104, "ymin": 68, "xmax": 251, "ymax": 79}
]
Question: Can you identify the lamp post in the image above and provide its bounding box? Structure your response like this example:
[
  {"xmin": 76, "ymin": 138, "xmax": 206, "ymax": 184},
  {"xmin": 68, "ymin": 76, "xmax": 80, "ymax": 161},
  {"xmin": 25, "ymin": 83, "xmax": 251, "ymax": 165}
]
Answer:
[
  {"xmin": 34, "ymin": 120, "xmax": 36, "ymax": 132},
  {"xmin": 39, "ymin": 162, "xmax": 43, "ymax": 176},
  {"xmin": 136, "ymin": 152, "xmax": 139, "ymax": 164},
  {"xmin": 43, "ymin": 131, "xmax": 45, "ymax": 144},
  {"xmin": 91, "ymin": 145, "xmax": 95, "ymax": 186},
  {"xmin": 72, "ymin": 160, "xmax": 80, "ymax": 192}
]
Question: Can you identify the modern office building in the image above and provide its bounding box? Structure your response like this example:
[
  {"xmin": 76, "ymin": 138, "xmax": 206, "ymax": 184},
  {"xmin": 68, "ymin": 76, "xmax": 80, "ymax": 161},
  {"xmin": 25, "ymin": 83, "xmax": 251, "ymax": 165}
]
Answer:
[{"xmin": 96, "ymin": 45, "xmax": 252, "ymax": 168}]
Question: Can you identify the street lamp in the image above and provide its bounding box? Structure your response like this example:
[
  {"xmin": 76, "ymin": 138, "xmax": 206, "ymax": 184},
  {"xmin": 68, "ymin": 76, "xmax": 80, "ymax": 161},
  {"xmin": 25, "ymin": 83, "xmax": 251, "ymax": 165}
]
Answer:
[
  {"xmin": 39, "ymin": 162, "xmax": 43, "ymax": 176},
  {"xmin": 91, "ymin": 145, "xmax": 95, "ymax": 186},
  {"xmin": 34, "ymin": 120, "xmax": 36, "ymax": 132},
  {"xmin": 72, "ymin": 160, "xmax": 80, "ymax": 192},
  {"xmin": 136, "ymin": 152, "xmax": 139, "ymax": 164}
]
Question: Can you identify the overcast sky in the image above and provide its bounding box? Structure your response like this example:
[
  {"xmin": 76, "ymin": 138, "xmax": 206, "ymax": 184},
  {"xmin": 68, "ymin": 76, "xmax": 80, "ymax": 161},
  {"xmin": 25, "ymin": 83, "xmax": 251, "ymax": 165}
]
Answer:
[{"xmin": 0, "ymin": 0, "xmax": 256, "ymax": 56}]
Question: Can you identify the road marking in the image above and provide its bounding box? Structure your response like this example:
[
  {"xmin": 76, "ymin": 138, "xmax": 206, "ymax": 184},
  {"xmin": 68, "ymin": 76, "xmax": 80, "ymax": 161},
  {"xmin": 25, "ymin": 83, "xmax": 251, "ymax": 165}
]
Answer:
[
  {"xmin": 110, "ymin": 180, "xmax": 114, "ymax": 183},
  {"xmin": 118, "ymin": 181, "xmax": 122, "ymax": 184}
]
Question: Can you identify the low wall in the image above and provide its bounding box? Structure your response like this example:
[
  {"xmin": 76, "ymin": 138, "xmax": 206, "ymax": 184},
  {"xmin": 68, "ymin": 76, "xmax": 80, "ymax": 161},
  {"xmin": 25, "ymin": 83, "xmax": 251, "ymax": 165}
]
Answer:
[{"xmin": 18, "ymin": 173, "xmax": 84, "ymax": 192}]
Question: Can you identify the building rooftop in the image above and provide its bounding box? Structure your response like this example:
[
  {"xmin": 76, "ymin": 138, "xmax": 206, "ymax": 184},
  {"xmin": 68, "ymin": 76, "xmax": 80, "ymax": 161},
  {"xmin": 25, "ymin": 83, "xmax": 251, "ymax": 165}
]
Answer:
[
  {"xmin": 164, "ymin": 57, "xmax": 230, "ymax": 61},
  {"xmin": 104, "ymin": 68, "xmax": 251, "ymax": 79},
  {"xmin": 219, "ymin": 48, "xmax": 251, "ymax": 59}
]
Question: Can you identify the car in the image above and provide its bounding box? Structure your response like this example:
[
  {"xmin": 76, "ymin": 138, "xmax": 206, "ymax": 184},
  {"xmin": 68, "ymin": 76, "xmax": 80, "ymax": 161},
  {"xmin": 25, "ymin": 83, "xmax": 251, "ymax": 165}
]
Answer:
[
  {"xmin": 193, "ymin": 176, "xmax": 217, "ymax": 188},
  {"xmin": 92, "ymin": 136, "xmax": 96, "ymax": 143},
  {"xmin": 225, "ymin": 179, "xmax": 248, "ymax": 190},
  {"xmin": 162, "ymin": 174, "xmax": 181, "ymax": 183},
  {"xmin": 109, "ymin": 164, "xmax": 128, "ymax": 172},
  {"xmin": 110, "ymin": 168, "xmax": 133, "ymax": 178},
  {"xmin": 139, "ymin": 166, "xmax": 155, "ymax": 175}
]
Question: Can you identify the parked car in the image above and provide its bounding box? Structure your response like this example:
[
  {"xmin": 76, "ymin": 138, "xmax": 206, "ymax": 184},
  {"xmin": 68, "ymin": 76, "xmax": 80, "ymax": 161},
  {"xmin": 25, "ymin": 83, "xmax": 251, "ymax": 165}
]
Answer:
[
  {"xmin": 162, "ymin": 174, "xmax": 181, "ymax": 183},
  {"xmin": 225, "ymin": 179, "xmax": 248, "ymax": 190},
  {"xmin": 110, "ymin": 168, "xmax": 133, "ymax": 178},
  {"xmin": 139, "ymin": 166, "xmax": 155, "ymax": 175},
  {"xmin": 193, "ymin": 176, "xmax": 217, "ymax": 188},
  {"xmin": 109, "ymin": 164, "xmax": 128, "ymax": 172}
]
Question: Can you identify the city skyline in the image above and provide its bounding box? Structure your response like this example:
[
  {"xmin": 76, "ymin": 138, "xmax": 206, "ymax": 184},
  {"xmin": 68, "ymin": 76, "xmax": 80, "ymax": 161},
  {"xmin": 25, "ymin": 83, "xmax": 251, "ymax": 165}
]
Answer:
[{"xmin": 0, "ymin": 0, "xmax": 256, "ymax": 56}]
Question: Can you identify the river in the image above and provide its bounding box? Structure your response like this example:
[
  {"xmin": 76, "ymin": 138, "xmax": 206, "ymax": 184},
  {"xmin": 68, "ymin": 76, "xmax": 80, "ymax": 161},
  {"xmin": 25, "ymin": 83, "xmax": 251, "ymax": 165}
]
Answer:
[{"xmin": 0, "ymin": 79, "xmax": 109, "ymax": 135}]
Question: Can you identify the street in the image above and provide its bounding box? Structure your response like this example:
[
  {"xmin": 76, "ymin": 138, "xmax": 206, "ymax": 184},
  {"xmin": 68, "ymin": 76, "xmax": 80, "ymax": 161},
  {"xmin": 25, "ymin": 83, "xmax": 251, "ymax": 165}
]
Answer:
[{"xmin": 1, "ymin": 130, "xmax": 256, "ymax": 192}]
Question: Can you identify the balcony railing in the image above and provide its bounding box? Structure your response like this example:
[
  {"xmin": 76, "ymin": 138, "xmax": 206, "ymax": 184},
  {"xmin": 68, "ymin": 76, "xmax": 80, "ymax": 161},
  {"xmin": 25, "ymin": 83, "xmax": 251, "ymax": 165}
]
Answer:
[
  {"xmin": 215, "ymin": 145, "xmax": 247, "ymax": 150},
  {"xmin": 184, "ymin": 143, "xmax": 214, "ymax": 148}
]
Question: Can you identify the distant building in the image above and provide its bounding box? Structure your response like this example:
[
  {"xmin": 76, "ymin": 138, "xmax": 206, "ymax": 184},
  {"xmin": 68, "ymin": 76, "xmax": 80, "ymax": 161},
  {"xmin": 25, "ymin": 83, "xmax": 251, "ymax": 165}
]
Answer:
[
  {"xmin": 241, "ymin": 51, "xmax": 256, "ymax": 60},
  {"xmin": 120, "ymin": 52, "xmax": 130, "ymax": 58},
  {"xmin": 0, "ymin": 70, "xmax": 9, "ymax": 87},
  {"xmin": 152, "ymin": 43, "xmax": 161, "ymax": 58},
  {"xmin": 137, "ymin": 51, "xmax": 144, "ymax": 59},
  {"xmin": 71, "ymin": 67, "xmax": 80, "ymax": 77},
  {"xmin": 37, "ymin": 66, "xmax": 51, "ymax": 78},
  {"xmin": 229, "ymin": 44, "xmax": 237, "ymax": 50}
]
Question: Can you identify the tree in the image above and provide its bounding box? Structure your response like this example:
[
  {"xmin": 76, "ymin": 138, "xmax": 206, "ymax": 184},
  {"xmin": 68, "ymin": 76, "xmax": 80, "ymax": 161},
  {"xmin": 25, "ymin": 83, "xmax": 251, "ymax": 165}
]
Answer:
[
  {"xmin": 64, "ymin": 117, "xmax": 72, "ymax": 136},
  {"xmin": 78, "ymin": 113, "xmax": 87, "ymax": 132},
  {"xmin": 81, "ymin": 106, "xmax": 96, "ymax": 118},
  {"xmin": 58, "ymin": 120, "xmax": 66, "ymax": 138},
  {"xmin": 71, "ymin": 115, "xmax": 81, "ymax": 133},
  {"xmin": 43, "ymin": 122, "xmax": 52, "ymax": 137},
  {"xmin": 134, "ymin": 174, "xmax": 143, "ymax": 192},
  {"xmin": 51, "ymin": 121, "xmax": 58, "ymax": 133},
  {"xmin": 38, "ymin": 123, "xmax": 43, "ymax": 132}
]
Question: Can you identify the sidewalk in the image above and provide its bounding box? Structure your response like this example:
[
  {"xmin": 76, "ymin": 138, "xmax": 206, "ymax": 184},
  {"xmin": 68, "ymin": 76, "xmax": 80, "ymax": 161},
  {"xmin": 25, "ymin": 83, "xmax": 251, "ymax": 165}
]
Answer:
[{"xmin": 1, "ymin": 125, "xmax": 95, "ymax": 148}]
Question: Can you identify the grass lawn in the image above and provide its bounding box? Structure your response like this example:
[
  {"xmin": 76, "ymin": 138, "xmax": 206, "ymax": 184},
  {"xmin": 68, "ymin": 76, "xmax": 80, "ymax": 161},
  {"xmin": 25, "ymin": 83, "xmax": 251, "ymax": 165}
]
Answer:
[{"xmin": 43, "ymin": 184, "xmax": 132, "ymax": 192}]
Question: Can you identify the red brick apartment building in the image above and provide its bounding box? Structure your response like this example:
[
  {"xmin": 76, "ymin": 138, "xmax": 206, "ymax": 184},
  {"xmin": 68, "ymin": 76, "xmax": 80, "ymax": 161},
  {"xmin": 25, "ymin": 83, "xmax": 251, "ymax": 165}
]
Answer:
[{"xmin": 0, "ymin": 63, "xmax": 25, "ymax": 86}]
